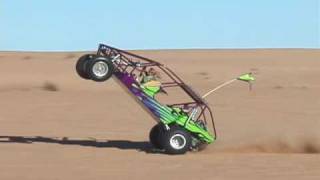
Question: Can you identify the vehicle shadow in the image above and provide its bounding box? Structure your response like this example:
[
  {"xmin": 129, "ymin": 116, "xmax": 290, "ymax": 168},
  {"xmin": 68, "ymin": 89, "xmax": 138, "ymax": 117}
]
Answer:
[{"xmin": 0, "ymin": 135, "xmax": 163, "ymax": 154}]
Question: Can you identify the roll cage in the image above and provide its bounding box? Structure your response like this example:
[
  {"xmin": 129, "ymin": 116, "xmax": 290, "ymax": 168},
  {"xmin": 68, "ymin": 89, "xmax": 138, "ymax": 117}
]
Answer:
[{"xmin": 97, "ymin": 44, "xmax": 217, "ymax": 139}]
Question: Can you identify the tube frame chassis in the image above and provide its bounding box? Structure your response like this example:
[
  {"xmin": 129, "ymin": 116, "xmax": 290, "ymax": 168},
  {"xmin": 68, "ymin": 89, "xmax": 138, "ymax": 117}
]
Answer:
[{"xmin": 97, "ymin": 44, "xmax": 217, "ymax": 144}]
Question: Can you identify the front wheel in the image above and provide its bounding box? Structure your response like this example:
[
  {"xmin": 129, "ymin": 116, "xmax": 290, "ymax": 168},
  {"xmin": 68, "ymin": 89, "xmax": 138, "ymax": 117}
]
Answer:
[
  {"xmin": 87, "ymin": 57, "xmax": 114, "ymax": 82},
  {"xmin": 75, "ymin": 54, "xmax": 96, "ymax": 79},
  {"xmin": 161, "ymin": 125, "xmax": 192, "ymax": 155}
]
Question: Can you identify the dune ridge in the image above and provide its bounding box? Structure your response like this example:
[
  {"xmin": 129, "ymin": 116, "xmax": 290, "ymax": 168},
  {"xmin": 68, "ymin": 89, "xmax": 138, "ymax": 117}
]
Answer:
[{"xmin": 0, "ymin": 50, "xmax": 319, "ymax": 180}]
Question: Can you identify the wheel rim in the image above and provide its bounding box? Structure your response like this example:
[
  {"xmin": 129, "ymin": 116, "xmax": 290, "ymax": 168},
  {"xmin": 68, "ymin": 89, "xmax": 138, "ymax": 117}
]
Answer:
[
  {"xmin": 92, "ymin": 61, "xmax": 109, "ymax": 77},
  {"xmin": 169, "ymin": 134, "xmax": 186, "ymax": 150}
]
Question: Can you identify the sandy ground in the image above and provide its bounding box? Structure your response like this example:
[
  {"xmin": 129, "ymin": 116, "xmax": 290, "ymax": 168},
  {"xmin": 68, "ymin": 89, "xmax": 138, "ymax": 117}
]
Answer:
[{"xmin": 0, "ymin": 49, "xmax": 319, "ymax": 180}]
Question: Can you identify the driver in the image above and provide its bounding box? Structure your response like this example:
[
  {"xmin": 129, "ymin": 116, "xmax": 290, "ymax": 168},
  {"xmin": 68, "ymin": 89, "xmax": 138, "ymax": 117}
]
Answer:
[{"xmin": 139, "ymin": 68, "xmax": 162, "ymax": 98}]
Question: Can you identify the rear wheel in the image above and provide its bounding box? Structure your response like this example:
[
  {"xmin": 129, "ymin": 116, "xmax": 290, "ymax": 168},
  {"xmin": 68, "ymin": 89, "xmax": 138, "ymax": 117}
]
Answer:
[
  {"xmin": 161, "ymin": 125, "xmax": 191, "ymax": 155},
  {"xmin": 76, "ymin": 54, "xmax": 96, "ymax": 79},
  {"xmin": 87, "ymin": 57, "xmax": 114, "ymax": 82},
  {"xmin": 149, "ymin": 124, "xmax": 163, "ymax": 149}
]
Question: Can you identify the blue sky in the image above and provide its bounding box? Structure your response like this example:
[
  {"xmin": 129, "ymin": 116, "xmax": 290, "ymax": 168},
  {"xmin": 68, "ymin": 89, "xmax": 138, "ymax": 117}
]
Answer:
[{"xmin": 0, "ymin": 0, "xmax": 319, "ymax": 51}]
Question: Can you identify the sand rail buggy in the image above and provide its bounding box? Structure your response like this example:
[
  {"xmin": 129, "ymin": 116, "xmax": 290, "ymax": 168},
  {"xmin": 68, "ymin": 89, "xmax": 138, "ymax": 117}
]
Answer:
[{"xmin": 76, "ymin": 44, "xmax": 217, "ymax": 154}]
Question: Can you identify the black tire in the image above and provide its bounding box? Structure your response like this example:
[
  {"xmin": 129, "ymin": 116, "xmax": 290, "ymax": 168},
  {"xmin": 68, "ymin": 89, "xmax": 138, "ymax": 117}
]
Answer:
[
  {"xmin": 162, "ymin": 125, "xmax": 192, "ymax": 155},
  {"xmin": 87, "ymin": 56, "xmax": 114, "ymax": 82},
  {"xmin": 76, "ymin": 54, "xmax": 96, "ymax": 79},
  {"xmin": 149, "ymin": 124, "xmax": 163, "ymax": 149}
]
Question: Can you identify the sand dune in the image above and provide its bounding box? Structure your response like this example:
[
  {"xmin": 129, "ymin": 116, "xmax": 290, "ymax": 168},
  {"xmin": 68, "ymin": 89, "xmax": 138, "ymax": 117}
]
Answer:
[{"xmin": 0, "ymin": 49, "xmax": 319, "ymax": 180}]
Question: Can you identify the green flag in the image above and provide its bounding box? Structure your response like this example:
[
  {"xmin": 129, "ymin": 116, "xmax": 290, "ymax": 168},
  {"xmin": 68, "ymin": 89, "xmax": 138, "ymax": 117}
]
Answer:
[{"xmin": 237, "ymin": 73, "xmax": 255, "ymax": 82}]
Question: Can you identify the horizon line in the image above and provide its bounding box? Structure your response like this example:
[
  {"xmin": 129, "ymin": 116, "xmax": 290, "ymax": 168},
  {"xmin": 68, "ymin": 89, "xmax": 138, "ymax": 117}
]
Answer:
[{"xmin": 0, "ymin": 47, "xmax": 319, "ymax": 53}]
